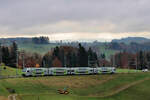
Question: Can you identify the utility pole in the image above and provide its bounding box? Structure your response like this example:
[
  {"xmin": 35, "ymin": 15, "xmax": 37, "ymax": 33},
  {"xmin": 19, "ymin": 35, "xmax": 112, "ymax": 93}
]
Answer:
[
  {"xmin": 0, "ymin": 43, "xmax": 2, "ymax": 64},
  {"xmin": 64, "ymin": 55, "xmax": 66, "ymax": 67},
  {"xmin": 128, "ymin": 57, "xmax": 130, "ymax": 73},
  {"xmin": 88, "ymin": 55, "xmax": 90, "ymax": 67},
  {"xmin": 16, "ymin": 49, "xmax": 18, "ymax": 76},
  {"xmin": 43, "ymin": 60, "xmax": 45, "ymax": 67},
  {"xmin": 113, "ymin": 55, "xmax": 115, "ymax": 67},
  {"xmin": 136, "ymin": 57, "xmax": 138, "ymax": 72},
  {"xmin": 0, "ymin": 43, "xmax": 1, "ymax": 77},
  {"xmin": 21, "ymin": 51, "xmax": 25, "ymax": 69},
  {"xmin": 14, "ymin": 41, "xmax": 18, "ymax": 76}
]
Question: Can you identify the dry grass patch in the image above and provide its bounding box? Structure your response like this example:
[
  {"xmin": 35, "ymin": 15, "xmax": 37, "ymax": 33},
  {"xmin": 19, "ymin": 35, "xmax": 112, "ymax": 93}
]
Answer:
[
  {"xmin": 32, "ymin": 75, "xmax": 117, "ymax": 88},
  {"xmin": 0, "ymin": 96, "xmax": 8, "ymax": 100}
]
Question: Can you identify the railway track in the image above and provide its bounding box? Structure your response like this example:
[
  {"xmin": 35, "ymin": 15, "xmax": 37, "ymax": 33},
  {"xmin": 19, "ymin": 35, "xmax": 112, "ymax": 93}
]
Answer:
[{"xmin": 0, "ymin": 75, "xmax": 22, "ymax": 79}]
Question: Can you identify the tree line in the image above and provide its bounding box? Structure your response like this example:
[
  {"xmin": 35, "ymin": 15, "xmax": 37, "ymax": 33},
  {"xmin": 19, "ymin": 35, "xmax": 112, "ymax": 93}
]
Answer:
[
  {"xmin": 0, "ymin": 42, "xmax": 18, "ymax": 68},
  {"xmin": 32, "ymin": 36, "xmax": 49, "ymax": 44},
  {"xmin": 111, "ymin": 51, "xmax": 150, "ymax": 69},
  {"xmin": 2, "ymin": 41, "xmax": 150, "ymax": 70},
  {"xmin": 0, "ymin": 43, "xmax": 98, "ymax": 68},
  {"xmin": 42, "ymin": 43, "xmax": 98, "ymax": 67}
]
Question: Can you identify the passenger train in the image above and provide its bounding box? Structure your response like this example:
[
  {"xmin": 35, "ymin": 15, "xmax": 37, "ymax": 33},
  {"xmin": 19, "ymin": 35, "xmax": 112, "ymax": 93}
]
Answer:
[{"xmin": 22, "ymin": 67, "xmax": 116, "ymax": 77}]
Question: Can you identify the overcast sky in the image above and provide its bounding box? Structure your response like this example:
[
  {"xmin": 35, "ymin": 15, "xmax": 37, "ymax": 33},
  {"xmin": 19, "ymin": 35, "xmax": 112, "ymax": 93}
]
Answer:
[{"xmin": 0, "ymin": 0, "xmax": 150, "ymax": 41}]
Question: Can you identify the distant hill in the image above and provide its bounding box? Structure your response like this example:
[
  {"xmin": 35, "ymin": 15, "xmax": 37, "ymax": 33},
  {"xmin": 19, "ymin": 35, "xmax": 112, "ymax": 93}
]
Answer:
[
  {"xmin": 0, "ymin": 36, "xmax": 49, "ymax": 45},
  {"xmin": 18, "ymin": 43, "xmax": 57, "ymax": 55},
  {"xmin": 0, "ymin": 37, "xmax": 32, "ymax": 44},
  {"xmin": 112, "ymin": 37, "xmax": 150, "ymax": 44},
  {"xmin": 2, "ymin": 37, "xmax": 150, "ymax": 59}
]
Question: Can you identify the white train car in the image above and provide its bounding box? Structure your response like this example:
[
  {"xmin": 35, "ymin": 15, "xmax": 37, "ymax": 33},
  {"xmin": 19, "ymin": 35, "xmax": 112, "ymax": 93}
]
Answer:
[
  {"xmin": 22, "ymin": 67, "xmax": 116, "ymax": 77},
  {"xmin": 70, "ymin": 67, "xmax": 93, "ymax": 75},
  {"xmin": 96, "ymin": 67, "xmax": 116, "ymax": 74},
  {"xmin": 48, "ymin": 67, "xmax": 69, "ymax": 75},
  {"xmin": 22, "ymin": 68, "xmax": 48, "ymax": 77}
]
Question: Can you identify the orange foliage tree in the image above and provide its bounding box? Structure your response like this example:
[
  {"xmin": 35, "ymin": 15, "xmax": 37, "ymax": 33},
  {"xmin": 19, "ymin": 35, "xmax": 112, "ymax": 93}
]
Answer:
[{"xmin": 35, "ymin": 64, "xmax": 40, "ymax": 68}]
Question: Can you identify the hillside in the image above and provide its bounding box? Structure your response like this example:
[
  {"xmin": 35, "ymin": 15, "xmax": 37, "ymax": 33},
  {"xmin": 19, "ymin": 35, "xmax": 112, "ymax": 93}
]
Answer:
[
  {"xmin": 2, "ymin": 37, "xmax": 150, "ymax": 59},
  {"xmin": 112, "ymin": 37, "xmax": 150, "ymax": 44},
  {"xmin": 0, "ymin": 37, "xmax": 32, "ymax": 44},
  {"xmin": 0, "ymin": 73, "xmax": 150, "ymax": 100},
  {"xmin": 0, "ymin": 66, "xmax": 22, "ymax": 76},
  {"xmin": 18, "ymin": 43, "xmax": 57, "ymax": 55},
  {"xmin": 18, "ymin": 42, "xmax": 118, "ymax": 60}
]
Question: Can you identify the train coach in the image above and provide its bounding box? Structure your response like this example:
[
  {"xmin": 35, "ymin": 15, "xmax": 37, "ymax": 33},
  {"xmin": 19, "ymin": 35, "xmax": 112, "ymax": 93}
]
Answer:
[
  {"xmin": 70, "ymin": 67, "xmax": 93, "ymax": 75},
  {"xmin": 22, "ymin": 68, "xmax": 48, "ymax": 77},
  {"xmin": 96, "ymin": 67, "xmax": 116, "ymax": 74},
  {"xmin": 22, "ymin": 67, "xmax": 116, "ymax": 77},
  {"xmin": 49, "ymin": 67, "xmax": 69, "ymax": 75}
]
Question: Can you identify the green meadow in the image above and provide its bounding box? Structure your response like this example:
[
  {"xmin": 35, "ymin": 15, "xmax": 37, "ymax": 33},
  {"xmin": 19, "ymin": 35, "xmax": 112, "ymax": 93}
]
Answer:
[{"xmin": 0, "ymin": 68, "xmax": 150, "ymax": 100}]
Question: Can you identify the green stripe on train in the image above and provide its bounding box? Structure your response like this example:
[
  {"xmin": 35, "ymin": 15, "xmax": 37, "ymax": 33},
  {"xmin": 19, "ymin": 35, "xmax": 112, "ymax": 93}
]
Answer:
[{"xmin": 64, "ymin": 70, "xmax": 67, "ymax": 75}]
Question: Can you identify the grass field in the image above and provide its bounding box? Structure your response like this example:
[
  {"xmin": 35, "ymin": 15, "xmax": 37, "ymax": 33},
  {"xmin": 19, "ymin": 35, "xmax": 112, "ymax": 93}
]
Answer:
[
  {"xmin": 0, "ymin": 67, "xmax": 149, "ymax": 100},
  {"xmin": 116, "ymin": 68, "xmax": 142, "ymax": 73},
  {"xmin": 0, "ymin": 70, "xmax": 150, "ymax": 100}
]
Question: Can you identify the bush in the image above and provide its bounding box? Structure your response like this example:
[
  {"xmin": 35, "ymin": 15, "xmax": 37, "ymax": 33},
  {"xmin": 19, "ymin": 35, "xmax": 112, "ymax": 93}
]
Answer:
[
  {"xmin": 6, "ymin": 88, "xmax": 16, "ymax": 93},
  {"xmin": 3, "ymin": 67, "xmax": 6, "ymax": 70}
]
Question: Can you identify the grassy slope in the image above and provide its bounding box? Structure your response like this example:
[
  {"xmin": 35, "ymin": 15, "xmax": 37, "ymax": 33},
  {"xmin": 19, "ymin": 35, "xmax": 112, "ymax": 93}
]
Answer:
[
  {"xmin": 0, "ymin": 66, "xmax": 22, "ymax": 76},
  {"xmin": 17, "ymin": 74, "xmax": 150, "ymax": 100},
  {"xmin": 108, "ymin": 78, "xmax": 150, "ymax": 100},
  {"xmin": 0, "ymin": 72, "xmax": 150, "ymax": 100}
]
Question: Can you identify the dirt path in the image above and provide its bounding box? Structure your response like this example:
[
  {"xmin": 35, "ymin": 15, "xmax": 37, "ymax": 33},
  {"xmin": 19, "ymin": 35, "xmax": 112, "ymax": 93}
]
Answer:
[
  {"xmin": 8, "ymin": 94, "xmax": 17, "ymax": 100},
  {"xmin": 104, "ymin": 78, "xmax": 150, "ymax": 97},
  {"xmin": 89, "ymin": 77, "xmax": 150, "ymax": 97},
  {"xmin": 0, "ymin": 96, "xmax": 8, "ymax": 100}
]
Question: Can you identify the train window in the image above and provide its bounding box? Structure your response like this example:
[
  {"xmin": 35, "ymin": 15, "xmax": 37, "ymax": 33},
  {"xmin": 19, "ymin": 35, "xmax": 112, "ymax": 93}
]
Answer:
[
  {"xmin": 56, "ymin": 69, "xmax": 65, "ymax": 71},
  {"xmin": 36, "ymin": 69, "xmax": 42, "ymax": 71},
  {"xmin": 71, "ymin": 70, "xmax": 74, "ymax": 72},
  {"xmin": 67, "ymin": 70, "xmax": 70, "ymax": 72},
  {"xmin": 22, "ymin": 68, "xmax": 27, "ymax": 72}
]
